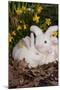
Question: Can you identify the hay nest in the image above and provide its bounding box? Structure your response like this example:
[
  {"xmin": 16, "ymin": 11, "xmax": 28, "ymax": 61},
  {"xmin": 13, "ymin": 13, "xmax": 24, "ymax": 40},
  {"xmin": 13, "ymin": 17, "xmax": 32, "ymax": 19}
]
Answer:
[{"xmin": 9, "ymin": 58, "xmax": 58, "ymax": 89}]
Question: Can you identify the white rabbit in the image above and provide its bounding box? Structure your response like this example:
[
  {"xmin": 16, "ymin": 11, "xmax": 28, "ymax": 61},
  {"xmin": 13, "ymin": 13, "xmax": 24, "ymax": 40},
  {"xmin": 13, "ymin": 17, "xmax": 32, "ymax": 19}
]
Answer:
[
  {"xmin": 30, "ymin": 25, "xmax": 58, "ymax": 65},
  {"xmin": 12, "ymin": 33, "xmax": 42, "ymax": 68}
]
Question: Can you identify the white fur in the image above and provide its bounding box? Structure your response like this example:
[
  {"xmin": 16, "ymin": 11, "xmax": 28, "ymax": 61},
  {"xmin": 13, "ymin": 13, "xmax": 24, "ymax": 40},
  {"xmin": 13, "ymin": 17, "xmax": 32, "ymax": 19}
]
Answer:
[{"xmin": 12, "ymin": 33, "xmax": 41, "ymax": 68}]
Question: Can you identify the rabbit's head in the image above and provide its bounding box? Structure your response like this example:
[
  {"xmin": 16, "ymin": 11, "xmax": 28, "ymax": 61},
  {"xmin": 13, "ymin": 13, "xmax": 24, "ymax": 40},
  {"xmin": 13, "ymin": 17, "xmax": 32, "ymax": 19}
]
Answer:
[{"xmin": 30, "ymin": 25, "xmax": 58, "ymax": 53}]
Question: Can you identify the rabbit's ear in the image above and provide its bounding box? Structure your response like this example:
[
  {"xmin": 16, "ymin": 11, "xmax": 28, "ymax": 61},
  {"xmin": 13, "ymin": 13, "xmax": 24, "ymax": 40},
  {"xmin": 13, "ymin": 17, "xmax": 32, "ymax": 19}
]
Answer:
[
  {"xmin": 45, "ymin": 25, "xmax": 58, "ymax": 36},
  {"xmin": 23, "ymin": 36, "xmax": 31, "ymax": 49},
  {"xmin": 30, "ymin": 25, "xmax": 43, "ymax": 36},
  {"xmin": 30, "ymin": 33, "xmax": 34, "ymax": 48}
]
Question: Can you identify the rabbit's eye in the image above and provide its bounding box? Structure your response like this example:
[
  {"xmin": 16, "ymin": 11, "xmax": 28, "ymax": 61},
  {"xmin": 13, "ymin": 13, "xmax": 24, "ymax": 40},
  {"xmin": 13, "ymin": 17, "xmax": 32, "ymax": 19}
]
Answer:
[{"xmin": 44, "ymin": 40, "xmax": 47, "ymax": 43}]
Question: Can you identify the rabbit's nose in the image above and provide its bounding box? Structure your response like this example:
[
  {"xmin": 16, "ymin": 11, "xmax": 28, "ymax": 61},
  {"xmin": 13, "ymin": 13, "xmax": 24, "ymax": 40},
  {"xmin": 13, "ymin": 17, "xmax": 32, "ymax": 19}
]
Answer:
[{"xmin": 36, "ymin": 52, "xmax": 39, "ymax": 55}]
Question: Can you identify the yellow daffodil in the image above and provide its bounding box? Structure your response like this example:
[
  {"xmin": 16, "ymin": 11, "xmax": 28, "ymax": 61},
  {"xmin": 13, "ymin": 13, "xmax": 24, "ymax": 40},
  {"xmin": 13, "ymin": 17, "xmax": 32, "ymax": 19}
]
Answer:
[
  {"xmin": 16, "ymin": 6, "xmax": 27, "ymax": 15},
  {"xmin": 16, "ymin": 8, "xmax": 23, "ymax": 15},
  {"xmin": 9, "ymin": 34, "xmax": 13, "ymax": 43},
  {"xmin": 12, "ymin": 31, "xmax": 16, "ymax": 36},
  {"xmin": 23, "ymin": 24, "xmax": 27, "ymax": 30},
  {"xmin": 22, "ymin": 6, "xmax": 27, "ymax": 11},
  {"xmin": 33, "ymin": 14, "xmax": 40, "ymax": 23},
  {"xmin": 45, "ymin": 18, "xmax": 51, "ymax": 26},
  {"xmin": 52, "ymin": 31, "xmax": 58, "ymax": 37},
  {"xmin": 17, "ymin": 25, "xmax": 22, "ymax": 31},
  {"xmin": 37, "ymin": 5, "xmax": 43, "ymax": 14}
]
